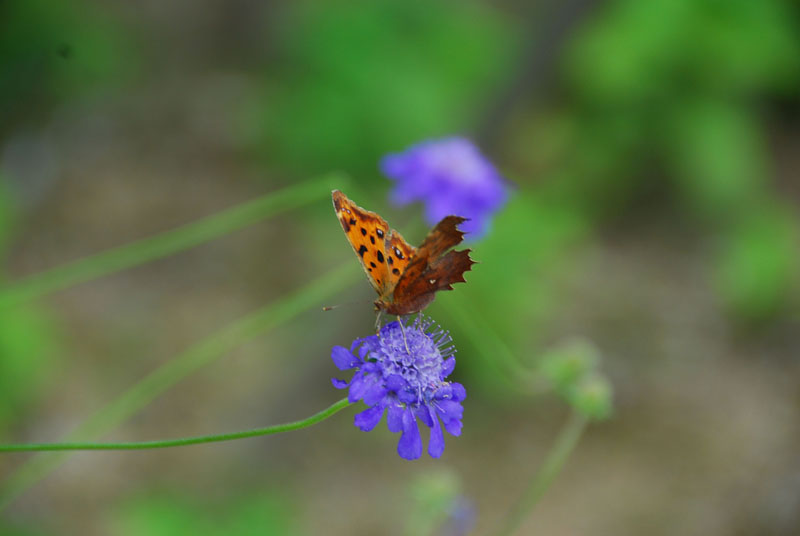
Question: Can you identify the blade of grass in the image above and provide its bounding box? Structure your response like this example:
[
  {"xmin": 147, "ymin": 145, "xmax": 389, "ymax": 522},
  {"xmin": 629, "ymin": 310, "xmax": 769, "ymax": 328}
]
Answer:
[
  {"xmin": 0, "ymin": 173, "xmax": 347, "ymax": 308},
  {"xmin": 0, "ymin": 262, "xmax": 358, "ymax": 510},
  {"xmin": 495, "ymin": 411, "xmax": 588, "ymax": 536},
  {"xmin": 437, "ymin": 294, "xmax": 545, "ymax": 392}
]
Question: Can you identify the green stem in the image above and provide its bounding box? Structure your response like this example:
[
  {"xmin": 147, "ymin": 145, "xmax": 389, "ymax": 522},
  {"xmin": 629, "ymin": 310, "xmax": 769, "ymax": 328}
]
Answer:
[
  {"xmin": 495, "ymin": 411, "xmax": 588, "ymax": 536},
  {"xmin": 0, "ymin": 262, "xmax": 359, "ymax": 511},
  {"xmin": 0, "ymin": 173, "xmax": 347, "ymax": 308},
  {"xmin": 0, "ymin": 399, "xmax": 352, "ymax": 452}
]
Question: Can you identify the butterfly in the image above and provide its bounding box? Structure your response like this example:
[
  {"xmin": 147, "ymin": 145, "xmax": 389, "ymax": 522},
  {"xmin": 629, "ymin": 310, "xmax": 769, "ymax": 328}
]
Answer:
[{"xmin": 332, "ymin": 190, "xmax": 475, "ymax": 316}]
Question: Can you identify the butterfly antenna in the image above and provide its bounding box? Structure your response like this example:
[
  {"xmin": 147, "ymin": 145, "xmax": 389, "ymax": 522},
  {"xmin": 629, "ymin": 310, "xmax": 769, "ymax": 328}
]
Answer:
[{"xmin": 322, "ymin": 299, "xmax": 373, "ymax": 312}]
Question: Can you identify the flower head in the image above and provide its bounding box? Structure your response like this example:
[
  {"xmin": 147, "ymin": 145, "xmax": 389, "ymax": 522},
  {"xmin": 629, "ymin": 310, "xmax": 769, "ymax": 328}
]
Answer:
[
  {"xmin": 381, "ymin": 137, "xmax": 508, "ymax": 239},
  {"xmin": 330, "ymin": 316, "xmax": 465, "ymax": 460}
]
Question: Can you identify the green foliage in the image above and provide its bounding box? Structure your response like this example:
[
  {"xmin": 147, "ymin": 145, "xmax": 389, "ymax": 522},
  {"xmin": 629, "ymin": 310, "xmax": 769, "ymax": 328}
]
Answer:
[
  {"xmin": 0, "ymin": 307, "xmax": 54, "ymax": 430},
  {"xmin": 0, "ymin": 181, "xmax": 12, "ymax": 258},
  {"xmin": 556, "ymin": 0, "xmax": 800, "ymax": 321},
  {"xmin": 111, "ymin": 492, "xmax": 297, "ymax": 536},
  {"xmin": 434, "ymin": 190, "xmax": 589, "ymax": 397},
  {"xmin": 463, "ymin": 191, "xmax": 588, "ymax": 345},
  {"xmin": 0, "ymin": 522, "xmax": 45, "ymax": 536},
  {"xmin": 665, "ymin": 99, "xmax": 768, "ymax": 219},
  {"xmin": 251, "ymin": 0, "xmax": 518, "ymax": 176},
  {"xmin": 0, "ymin": 175, "xmax": 345, "ymax": 308},
  {"xmin": 0, "ymin": 0, "xmax": 134, "ymax": 133},
  {"xmin": 0, "ymin": 182, "xmax": 54, "ymax": 432},
  {"xmin": 715, "ymin": 205, "xmax": 800, "ymax": 321},
  {"xmin": 566, "ymin": 0, "xmax": 799, "ymax": 102}
]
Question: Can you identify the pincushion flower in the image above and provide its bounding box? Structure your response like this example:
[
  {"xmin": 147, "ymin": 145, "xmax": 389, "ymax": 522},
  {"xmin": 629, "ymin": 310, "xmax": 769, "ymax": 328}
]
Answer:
[
  {"xmin": 381, "ymin": 137, "xmax": 508, "ymax": 239},
  {"xmin": 330, "ymin": 316, "xmax": 465, "ymax": 460}
]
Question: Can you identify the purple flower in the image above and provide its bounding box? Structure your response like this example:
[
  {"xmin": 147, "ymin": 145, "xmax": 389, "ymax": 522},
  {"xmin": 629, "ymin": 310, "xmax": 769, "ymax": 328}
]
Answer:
[
  {"xmin": 442, "ymin": 497, "xmax": 476, "ymax": 536},
  {"xmin": 330, "ymin": 316, "xmax": 465, "ymax": 460},
  {"xmin": 381, "ymin": 137, "xmax": 509, "ymax": 239}
]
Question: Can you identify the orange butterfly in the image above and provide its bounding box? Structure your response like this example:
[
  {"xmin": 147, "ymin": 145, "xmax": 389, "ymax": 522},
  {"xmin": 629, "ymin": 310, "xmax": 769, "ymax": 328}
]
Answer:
[{"xmin": 332, "ymin": 190, "xmax": 474, "ymax": 316}]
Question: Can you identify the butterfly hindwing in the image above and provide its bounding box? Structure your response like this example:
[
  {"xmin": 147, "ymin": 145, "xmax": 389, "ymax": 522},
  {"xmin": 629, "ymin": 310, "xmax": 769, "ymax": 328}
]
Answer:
[
  {"xmin": 414, "ymin": 216, "xmax": 468, "ymax": 259},
  {"xmin": 391, "ymin": 216, "xmax": 474, "ymax": 315}
]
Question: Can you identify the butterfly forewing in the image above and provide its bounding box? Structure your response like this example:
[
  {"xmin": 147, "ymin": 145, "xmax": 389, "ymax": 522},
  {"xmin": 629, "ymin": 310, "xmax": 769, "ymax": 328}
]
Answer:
[
  {"xmin": 332, "ymin": 190, "xmax": 392, "ymax": 294},
  {"xmin": 384, "ymin": 230, "xmax": 416, "ymax": 291}
]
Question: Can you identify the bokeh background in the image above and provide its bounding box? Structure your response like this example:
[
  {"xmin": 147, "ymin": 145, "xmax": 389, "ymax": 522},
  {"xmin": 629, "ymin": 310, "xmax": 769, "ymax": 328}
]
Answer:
[{"xmin": 1, "ymin": 0, "xmax": 799, "ymax": 534}]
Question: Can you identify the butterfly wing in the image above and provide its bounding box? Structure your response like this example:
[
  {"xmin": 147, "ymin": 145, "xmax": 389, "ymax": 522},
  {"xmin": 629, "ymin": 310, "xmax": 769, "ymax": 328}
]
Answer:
[
  {"xmin": 387, "ymin": 216, "xmax": 475, "ymax": 315},
  {"xmin": 384, "ymin": 230, "xmax": 416, "ymax": 291},
  {"xmin": 332, "ymin": 190, "xmax": 392, "ymax": 295}
]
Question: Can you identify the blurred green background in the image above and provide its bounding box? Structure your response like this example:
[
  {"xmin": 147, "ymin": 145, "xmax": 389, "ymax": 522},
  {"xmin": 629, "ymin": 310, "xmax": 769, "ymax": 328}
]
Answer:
[{"xmin": 1, "ymin": 0, "xmax": 799, "ymax": 534}]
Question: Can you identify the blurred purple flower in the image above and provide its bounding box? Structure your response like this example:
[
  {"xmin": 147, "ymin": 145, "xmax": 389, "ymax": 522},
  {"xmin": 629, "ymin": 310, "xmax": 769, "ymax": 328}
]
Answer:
[
  {"xmin": 381, "ymin": 137, "xmax": 508, "ymax": 239},
  {"xmin": 442, "ymin": 497, "xmax": 476, "ymax": 536},
  {"xmin": 331, "ymin": 316, "xmax": 465, "ymax": 460}
]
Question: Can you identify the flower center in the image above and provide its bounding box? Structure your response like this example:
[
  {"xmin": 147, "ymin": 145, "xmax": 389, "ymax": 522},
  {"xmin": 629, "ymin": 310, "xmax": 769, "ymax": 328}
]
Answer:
[{"xmin": 377, "ymin": 321, "xmax": 445, "ymax": 398}]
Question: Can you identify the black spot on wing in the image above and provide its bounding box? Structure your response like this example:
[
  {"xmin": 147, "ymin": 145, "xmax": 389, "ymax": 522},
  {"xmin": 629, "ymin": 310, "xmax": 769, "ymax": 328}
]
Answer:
[
  {"xmin": 392, "ymin": 268, "xmax": 400, "ymax": 275},
  {"xmin": 377, "ymin": 251, "xmax": 384, "ymax": 263},
  {"xmin": 370, "ymin": 235, "xmax": 375, "ymax": 244},
  {"xmin": 358, "ymin": 245, "xmax": 368, "ymax": 257},
  {"xmin": 370, "ymin": 261, "xmax": 376, "ymax": 268},
  {"xmin": 360, "ymin": 228, "xmax": 367, "ymax": 236},
  {"xmin": 349, "ymin": 218, "xmax": 356, "ymax": 226},
  {"xmin": 376, "ymin": 229, "xmax": 384, "ymax": 238},
  {"xmin": 387, "ymin": 256, "xmax": 393, "ymax": 265}
]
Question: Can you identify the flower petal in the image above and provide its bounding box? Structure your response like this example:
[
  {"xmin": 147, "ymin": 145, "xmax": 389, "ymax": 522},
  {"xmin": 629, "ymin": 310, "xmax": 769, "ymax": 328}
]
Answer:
[
  {"xmin": 348, "ymin": 372, "xmax": 368, "ymax": 403},
  {"xmin": 387, "ymin": 403, "xmax": 404, "ymax": 433},
  {"xmin": 450, "ymin": 382, "xmax": 466, "ymax": 401},
  {"xmin": 436, "ymin": 399, "xmax": 464, "ymax": 423},
  {"xmin": 354, "ymin": 404, "xmax": 386, "ymax": 431},
  {"xmin": 331, "ymin": 346, "xmax": 358, "ymax": 370},
  {"xmin": 362, "ymin": 362, "xmax": 380, "ymax": 374},
  {"xmin": 427, "ymin": 407, "xmax": 445, "ymax": 458},
  {"xmin": 397, "ymin": 389, "xmax": 416, "ymax": 405},
  {"xmin": 397, "ymin": 409, "xmax": 422, "ymax": 460},
  {"xmin": 384, "ymin": 374, "xmax": 407, "ymax": 392},
  {"xmin": 331, "ymin": 377, "xmax": 349, "ymax": 389},
  {"xmin": 441, "ymin": 356, "xmax": 456, "ymax": 378},
  {"xmin": 415, "ymin": 405, "xmax": 434, "ymax": 427},
  {"xmin": 362, "ymin": 381, "xmax": 388, "ymax": 406},
  {"xmin": 443, "ymin": 417, "xmax": 463, "ymax": 437}
]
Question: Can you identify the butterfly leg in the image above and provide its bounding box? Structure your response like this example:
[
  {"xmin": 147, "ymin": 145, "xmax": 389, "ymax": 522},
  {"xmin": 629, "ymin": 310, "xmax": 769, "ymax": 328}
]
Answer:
[
  {"xmin": 374, "ymin": 310, "xmax": 384, "ymax": 334},
  {"xmin": 397, "ymin": 315, "xmax": 411, "ymax": 354}
]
